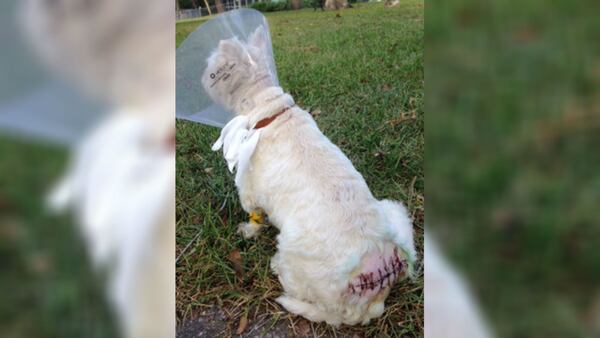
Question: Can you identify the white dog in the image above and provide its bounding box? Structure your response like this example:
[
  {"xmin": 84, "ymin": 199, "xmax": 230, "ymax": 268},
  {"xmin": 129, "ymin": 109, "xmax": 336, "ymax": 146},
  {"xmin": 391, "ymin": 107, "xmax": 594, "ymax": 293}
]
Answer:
[{"xmin": 203, "ymin": 27, "xmax": 417, "ymax": 326}]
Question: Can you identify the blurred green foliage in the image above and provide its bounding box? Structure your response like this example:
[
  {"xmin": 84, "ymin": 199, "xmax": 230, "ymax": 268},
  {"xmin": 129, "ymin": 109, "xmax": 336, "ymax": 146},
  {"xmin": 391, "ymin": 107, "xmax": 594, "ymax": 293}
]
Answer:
[
  {"xmin": 250, "ymin": 1, "xmax": 290, "ymax": 12},
  {"xmin": 426, "ymin": 0, "xmax": 600, "ymax": 336},
  {"xmin": 0, "ymin": 138, "xmax": 117, "ymax": 337}
]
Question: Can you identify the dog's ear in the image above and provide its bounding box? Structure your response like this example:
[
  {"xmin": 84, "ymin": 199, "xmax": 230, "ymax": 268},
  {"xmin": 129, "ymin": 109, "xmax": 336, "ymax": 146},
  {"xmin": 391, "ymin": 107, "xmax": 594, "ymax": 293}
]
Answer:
[
  {"xmin": 247, "ymin": 26, "xmax": 268, "ymax": 51},
  {"xmin": 218, "ymin": 38, "xmax": 250, "ymax": 63}
]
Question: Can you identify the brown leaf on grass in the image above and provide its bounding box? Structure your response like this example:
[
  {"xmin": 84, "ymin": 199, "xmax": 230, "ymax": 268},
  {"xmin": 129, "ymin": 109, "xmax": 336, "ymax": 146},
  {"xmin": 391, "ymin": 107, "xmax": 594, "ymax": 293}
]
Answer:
[
  {"xmin": 29, "ymin": 253, "xmax": 52, "ymax": 275},
  {"xmin": 386, "ymin": 111, "xmax": 417, "ymax": 126},
  {"xmin": 491, "ymin": 208, "xmax": 520, "ymax": 231},
  {"xmin": 0, "ymin": 220, "xmax": 21, "ymax": 240},
  {"xmin": 218, "ymin": 215, "xmax": 228, "ymax": 227},
  {"xmin": 296, "ymin": 319, "xmax": 311, "ymax": 337},
  {"xmin": 535, "ymin": 105, "xmax": 600, "ymax": 148},
  {"xmin": 236, "ymin": 314, "xmax": 248, "ymax": 335},
  {"xmin": 586, "ymin": 290, "xmax": 600, "ymax": 335},
  {"xmin": 0, "ymin": 193, "xmax": 11, "ymax": 211},
  {"xmin": 456, "ymin": 7, "xmax": 478, "ymax": 27},
  {"xmin": 382, "ymin": 83, "xmax": 392, "ymax": 92},
  {"xmin": 228, "ymin": 250, "xmax": 244, "ymax": 279},
  {"xmin": 304, "ymin": 44, "xmax": 320, "ymax": 53},
  {"xmin": 310, "ymin": 108, "xmax": 322, "ymax": 117},
  {"xmin": 512, "ymin": 25, "xmax": 540, "ymax": 44}
]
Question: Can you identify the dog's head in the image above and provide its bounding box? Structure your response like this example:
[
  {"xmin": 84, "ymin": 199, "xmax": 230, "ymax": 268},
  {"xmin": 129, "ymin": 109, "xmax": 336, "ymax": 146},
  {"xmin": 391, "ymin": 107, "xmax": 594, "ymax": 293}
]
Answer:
[{"xmin": 201, "ymin": 27, "xmax": 276, "ymax": 115}]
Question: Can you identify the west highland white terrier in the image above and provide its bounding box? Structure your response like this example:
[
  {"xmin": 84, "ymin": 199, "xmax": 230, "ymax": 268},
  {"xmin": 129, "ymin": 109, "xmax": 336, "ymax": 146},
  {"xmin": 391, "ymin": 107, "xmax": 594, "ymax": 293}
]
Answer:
[{"xmin": 203, "ymin": 27, "xmax": 417, "ymax": 326}]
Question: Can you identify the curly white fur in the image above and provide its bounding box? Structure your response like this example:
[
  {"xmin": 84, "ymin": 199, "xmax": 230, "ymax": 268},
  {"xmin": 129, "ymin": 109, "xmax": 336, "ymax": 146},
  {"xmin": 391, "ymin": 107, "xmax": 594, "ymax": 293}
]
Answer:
[{"xmin": 203, "ymin": 28, "xmax": 417, "ymax": 326}]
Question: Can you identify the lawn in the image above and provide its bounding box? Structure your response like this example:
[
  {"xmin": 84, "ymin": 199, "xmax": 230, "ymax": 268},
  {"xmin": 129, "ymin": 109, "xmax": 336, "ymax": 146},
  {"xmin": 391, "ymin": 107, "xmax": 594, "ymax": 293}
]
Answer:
[{"xmin": 176, "ymin": 2, "xmax": 424, "ymax": 337}]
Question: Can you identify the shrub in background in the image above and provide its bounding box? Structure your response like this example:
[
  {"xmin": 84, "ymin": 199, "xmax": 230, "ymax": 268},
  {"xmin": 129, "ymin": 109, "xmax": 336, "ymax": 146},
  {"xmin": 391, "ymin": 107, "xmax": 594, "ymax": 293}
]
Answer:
[{"xmin": 251, "ymin": 0, "xmax": 289, "ymax": 12}]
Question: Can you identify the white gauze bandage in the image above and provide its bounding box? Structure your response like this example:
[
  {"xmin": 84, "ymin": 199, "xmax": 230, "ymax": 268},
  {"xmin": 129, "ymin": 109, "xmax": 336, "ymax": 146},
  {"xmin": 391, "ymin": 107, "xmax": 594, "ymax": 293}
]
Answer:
[
  {"xmin": 211, "ymin": 115, "xmax": 260, "ymax": 187},
  {"xmin": 211, "ymin": 86, "xmax": 294, "ymax": 188}
]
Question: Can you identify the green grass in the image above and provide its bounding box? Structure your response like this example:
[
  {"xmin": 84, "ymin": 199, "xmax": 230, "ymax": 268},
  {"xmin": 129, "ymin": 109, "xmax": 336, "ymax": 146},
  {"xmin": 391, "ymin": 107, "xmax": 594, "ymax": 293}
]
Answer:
[
  {"xmin": 176, "ymin": 18, "xmax": 210, "ymax": 46},
  {"xmin": 176, "ymin": 2, "xmax": 424, "ymax": 337},
  {"xmin": 427, "ymin": 0, "xmax": 600, "ymax": 336}
]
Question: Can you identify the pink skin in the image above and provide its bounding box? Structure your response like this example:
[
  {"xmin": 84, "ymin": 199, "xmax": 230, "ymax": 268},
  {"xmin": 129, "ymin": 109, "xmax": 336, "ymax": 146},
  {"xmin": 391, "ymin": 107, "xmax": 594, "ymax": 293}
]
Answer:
[{"xmin": 346, "ymin": 247, "xmax": 407, "ymax": 299}]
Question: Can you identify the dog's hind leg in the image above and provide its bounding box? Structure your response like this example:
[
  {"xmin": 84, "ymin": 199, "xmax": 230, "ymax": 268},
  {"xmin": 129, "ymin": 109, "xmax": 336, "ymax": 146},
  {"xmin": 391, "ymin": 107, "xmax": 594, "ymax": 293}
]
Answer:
[{"xmin": 276, "ymin": 295, "xmax": 341, "ymax": 326}]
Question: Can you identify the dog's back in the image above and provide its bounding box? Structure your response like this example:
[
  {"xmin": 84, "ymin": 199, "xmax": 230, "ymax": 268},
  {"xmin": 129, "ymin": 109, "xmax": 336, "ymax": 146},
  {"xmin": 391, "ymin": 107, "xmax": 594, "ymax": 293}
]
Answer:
[{"xmin": 247, "ymin": 107, "xmax": 415, "ymax": 325}]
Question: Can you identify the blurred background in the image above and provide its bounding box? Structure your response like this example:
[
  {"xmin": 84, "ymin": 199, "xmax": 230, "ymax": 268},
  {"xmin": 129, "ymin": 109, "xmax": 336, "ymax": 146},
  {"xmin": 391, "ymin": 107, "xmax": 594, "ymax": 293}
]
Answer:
[
  {"xmin": 0, "ymin": 142, "xmax": 117, "ymax": 337},
  {"xmin": 0, "ymin": 0, "xmax": 117, "ymax": 335},
  {"xmin": 0, "ymin": 0, "xmax": 174, "ymax": 337},
  {"xmin": 427, "ymin": 0, "xmax": 600, "ymax": 336}
]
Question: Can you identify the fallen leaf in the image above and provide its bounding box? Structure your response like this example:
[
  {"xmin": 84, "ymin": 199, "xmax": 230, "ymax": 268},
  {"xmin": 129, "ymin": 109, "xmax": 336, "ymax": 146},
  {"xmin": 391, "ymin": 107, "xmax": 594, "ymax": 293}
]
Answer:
[
  {"xmin": 386, "ymin": 111, "xmax": 417, "ymax": 126},
  {"xmin": 218, "ymin": 214, "xmax": 228, "ymax": 227},
  {"xmin": 491, "ymin": 208, "xmax": 520, "ymax": 231},
  {"xmin": 586, "ymin": 290, "xmax": 600, "ymax": 335},
  {"xmin": 0, "ymin": 220, "xmax": 21, "ymax": 240},
  {"xmin": 512, "ymin": 25, "xmax": 540, "ymax": 44},
  {"xmin": 305, "ymin": 45, "xmax": 320, "ymax": 53},
  {"xmin": 236, "ymin": 314, "xmax": 248, "ymax": 335},
  {"xmin": 382, "ymin": 84, "xmax": 392, "ymax": 92},
  {"xmin": 30, "ymin": 253, "xmax": 51, "ymax": 274},
  {"xmin": 296, "ymin": 319, "xmax": 311, "ymax": 337},
  {"xmin": 0, "ymin": 193, "xmax": 10, "ymax": 211},
  {"xmin": 228, "ymin": 250, "xmax": 244, "ymax": 279}
]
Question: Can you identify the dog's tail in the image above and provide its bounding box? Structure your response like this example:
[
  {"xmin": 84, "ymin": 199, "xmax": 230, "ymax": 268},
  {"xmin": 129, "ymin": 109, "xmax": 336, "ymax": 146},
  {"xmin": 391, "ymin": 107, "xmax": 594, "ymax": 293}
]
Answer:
[{"xmin": 379, "ymin": 199, "xmax": 417, "ymax": 276}]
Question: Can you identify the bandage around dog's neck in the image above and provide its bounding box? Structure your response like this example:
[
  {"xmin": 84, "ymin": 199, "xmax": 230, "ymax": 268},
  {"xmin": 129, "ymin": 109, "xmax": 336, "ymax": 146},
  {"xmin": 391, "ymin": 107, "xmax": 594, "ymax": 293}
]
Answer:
[{"xmin": 211, "ymin": 86, "xmax": 293, "ymax": 188}]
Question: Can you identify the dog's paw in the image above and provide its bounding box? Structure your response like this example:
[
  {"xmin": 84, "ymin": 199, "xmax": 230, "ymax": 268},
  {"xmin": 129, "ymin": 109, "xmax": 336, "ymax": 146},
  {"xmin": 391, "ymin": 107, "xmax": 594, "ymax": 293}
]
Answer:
[
  {"xmin": 237, "ymin": 221, "xmax": 263, "ymax": 239},
  {"xmin": 249, "ymin": 210, "xmax": 266, "ymax": 224}
]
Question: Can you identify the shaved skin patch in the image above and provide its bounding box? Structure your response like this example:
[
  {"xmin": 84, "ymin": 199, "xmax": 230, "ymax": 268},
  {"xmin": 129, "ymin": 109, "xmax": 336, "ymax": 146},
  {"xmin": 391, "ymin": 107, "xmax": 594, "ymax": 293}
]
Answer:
[{"xmin": 346, "ymin": 247, "xmax": 408, "ymax": 299}]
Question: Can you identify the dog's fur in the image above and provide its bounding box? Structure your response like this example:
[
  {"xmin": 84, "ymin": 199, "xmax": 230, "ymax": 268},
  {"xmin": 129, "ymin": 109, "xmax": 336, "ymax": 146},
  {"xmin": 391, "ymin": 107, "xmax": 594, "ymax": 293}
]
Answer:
[{"xmin": 202, "ymin": 27, "xmax": 417, "ymax": 326}]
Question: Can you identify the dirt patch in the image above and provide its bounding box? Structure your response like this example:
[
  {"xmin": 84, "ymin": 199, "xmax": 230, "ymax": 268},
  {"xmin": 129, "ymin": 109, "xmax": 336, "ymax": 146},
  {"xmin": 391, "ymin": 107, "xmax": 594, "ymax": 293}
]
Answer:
[{"xmin": 177, "ymin": 307, "xmax": 295, "ymax": 338}]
